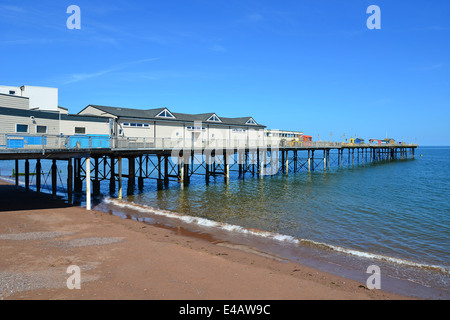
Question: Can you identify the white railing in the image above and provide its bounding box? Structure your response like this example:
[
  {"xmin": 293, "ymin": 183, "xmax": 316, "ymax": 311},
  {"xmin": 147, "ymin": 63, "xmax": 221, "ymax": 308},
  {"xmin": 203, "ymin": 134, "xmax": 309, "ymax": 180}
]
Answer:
[{"xmin": 0, "ymin": 133, "xmax": 418, "ymax": 152}]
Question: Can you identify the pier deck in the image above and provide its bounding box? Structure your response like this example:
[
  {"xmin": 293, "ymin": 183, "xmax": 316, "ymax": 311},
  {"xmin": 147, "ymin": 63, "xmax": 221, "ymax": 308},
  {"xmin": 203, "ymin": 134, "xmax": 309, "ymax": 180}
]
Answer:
[{"xmin": 0, "ymin": 134, "xmax": 418, "ymax": 210}]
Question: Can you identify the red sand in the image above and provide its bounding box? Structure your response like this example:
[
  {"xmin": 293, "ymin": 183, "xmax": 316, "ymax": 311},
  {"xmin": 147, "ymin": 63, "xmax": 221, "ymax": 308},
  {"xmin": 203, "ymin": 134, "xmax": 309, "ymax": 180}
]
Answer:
[{"xmin": 0, "ymin": 180, "xmax": 413, "ymax": 300}]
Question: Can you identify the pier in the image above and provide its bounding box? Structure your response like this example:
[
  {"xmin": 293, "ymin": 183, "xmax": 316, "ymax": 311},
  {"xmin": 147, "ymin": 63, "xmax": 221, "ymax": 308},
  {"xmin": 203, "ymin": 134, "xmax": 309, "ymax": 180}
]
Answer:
[{"xmin": 0, "ymin": 134, "xmax": 418, "ymax": 210}]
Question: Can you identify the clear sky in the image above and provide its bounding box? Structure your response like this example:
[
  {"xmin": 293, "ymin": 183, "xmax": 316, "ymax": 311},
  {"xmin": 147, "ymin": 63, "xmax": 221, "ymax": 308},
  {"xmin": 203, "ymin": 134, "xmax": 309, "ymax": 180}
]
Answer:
[{"xmin": 1, "ymin": 0, "xmax": 449, "ymax": 145}]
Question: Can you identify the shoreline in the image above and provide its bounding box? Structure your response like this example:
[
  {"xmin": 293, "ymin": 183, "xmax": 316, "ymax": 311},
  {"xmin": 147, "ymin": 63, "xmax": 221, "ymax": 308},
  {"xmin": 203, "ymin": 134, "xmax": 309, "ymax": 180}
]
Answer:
[{"xmin": 0, "ymin": 179, "xmax": 415, "ymax": 300}]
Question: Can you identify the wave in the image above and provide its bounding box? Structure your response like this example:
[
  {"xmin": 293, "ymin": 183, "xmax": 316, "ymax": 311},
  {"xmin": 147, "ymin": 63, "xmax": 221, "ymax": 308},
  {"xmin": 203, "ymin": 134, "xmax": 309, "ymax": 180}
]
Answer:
[{"xmin": 102, "ymin": 197, "xmax": 450, "ymax": 276}]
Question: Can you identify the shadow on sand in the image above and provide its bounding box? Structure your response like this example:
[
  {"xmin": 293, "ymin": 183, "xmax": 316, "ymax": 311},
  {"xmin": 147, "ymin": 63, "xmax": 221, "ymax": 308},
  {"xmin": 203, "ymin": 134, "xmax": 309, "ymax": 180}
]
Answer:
[{"xmin": 0, "ymin": 183, "xmax": 72, "ymax": 212}]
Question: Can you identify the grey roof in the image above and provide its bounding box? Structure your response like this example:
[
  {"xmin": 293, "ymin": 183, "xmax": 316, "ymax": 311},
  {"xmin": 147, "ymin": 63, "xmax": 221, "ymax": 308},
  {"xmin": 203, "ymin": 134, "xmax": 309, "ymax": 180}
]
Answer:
[{"xmin": 83, "ymin": 105, "xmax": 266, "ymax": 128}]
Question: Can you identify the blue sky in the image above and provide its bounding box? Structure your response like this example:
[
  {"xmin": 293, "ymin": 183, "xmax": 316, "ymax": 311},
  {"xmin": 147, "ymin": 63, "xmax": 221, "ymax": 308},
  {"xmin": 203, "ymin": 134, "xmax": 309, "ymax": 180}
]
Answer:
[{"xmin": 1, "ymin": 0, "xmax": 449, "ymax": 145}]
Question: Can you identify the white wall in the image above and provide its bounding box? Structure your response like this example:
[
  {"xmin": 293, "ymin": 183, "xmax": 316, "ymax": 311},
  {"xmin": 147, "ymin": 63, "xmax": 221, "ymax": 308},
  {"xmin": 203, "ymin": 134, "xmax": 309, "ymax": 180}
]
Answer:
[
  {"xmin": 0, "ymin": 86, "xmax": 21, "ymax": 96},
  {"xmin": 0, "ymin": 85, "xmax": 58, "ymax": 111},
  {"xmin": 60, "ymin": 119, "xmax": 110, "ymax": 136},
  {"xmin": 23, "ymin": 86, "xmax": 58, "ymax": 111}
]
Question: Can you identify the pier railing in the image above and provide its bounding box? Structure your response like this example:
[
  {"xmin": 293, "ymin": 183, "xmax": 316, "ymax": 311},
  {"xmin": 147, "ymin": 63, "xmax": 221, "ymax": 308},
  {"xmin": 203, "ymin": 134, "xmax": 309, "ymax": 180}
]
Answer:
[{"xmin": 0, "ymin": 133, "xmax": 418, "ymax": 152}]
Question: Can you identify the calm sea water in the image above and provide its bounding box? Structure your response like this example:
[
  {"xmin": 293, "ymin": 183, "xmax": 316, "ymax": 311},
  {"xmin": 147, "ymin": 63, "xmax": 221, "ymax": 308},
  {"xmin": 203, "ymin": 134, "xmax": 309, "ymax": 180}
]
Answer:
[{"xmin": 2, "ymin": 146, "xmax": 449, "ymax": 298}]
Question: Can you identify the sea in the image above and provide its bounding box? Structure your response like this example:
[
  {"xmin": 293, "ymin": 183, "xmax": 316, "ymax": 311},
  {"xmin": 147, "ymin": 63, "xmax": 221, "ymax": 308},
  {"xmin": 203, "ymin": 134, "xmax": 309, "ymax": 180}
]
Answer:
[{"xmin": 1, "ymin": 146, "xmax": 449, "ymax": 299}]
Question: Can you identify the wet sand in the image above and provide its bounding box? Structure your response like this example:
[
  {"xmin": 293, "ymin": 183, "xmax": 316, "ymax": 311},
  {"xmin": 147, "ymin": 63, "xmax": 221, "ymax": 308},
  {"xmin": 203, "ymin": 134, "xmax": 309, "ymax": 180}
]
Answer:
[{"xmin": 0, "ymin": 180, "xmax": 413, "ymax": 300}]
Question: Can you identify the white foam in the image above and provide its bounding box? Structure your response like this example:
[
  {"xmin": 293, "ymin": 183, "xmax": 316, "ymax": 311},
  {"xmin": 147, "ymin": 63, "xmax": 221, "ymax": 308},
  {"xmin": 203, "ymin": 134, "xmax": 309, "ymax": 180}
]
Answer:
[
  {"xmin": 103, "ymin": 197, "xmax": 449, "ymax": 275},
  {"xmin": 103, "ymin": 197, "xmax": 301, "ymax": 245}
]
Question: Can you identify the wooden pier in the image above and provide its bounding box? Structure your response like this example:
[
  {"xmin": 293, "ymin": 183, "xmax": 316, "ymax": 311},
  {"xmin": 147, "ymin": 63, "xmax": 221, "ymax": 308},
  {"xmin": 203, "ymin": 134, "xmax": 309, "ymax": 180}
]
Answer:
[{"xmin": 0, "ymin": 136, "xmax": 418, "ymax": 210}]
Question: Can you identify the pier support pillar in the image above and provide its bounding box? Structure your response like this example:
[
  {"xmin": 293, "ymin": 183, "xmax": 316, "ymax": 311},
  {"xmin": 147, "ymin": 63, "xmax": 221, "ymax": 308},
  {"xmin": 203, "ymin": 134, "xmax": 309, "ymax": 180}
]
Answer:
[
  {"xmin": 127, "ymin": 157, "xmax": 135, "ymax": 195},
  {"xmin": 311, "ymin": 150, "xmax": 315, "ymax": 172},
  {"xmin": 93, "ymin": 157, "xmax": 100, "ymax": 196},
  {"xmin": 238, "ymin": 151, "xmax": 243, "ymax": 176},
  {"xmin": 285, "ymin": 150, "xmax": 289, "ymax": 175},
  {"xmin": 224, "ymin": 149, "xmax": 229, "ymax": 184},
  {"xmin": 110, "ymin": 156, "xmax": 115, "ymax": 194},
  {"xmin": 67, "ymin": 158, "xmax": 73, "ymax": 205},
  {"xmin": 157, "ymin": 154, "xmax": 163, "ymax": 190},
  {"xmin": 205, "ymin": 153, "xmax": 210, "ymax": 184},
  {"xmin": 307, "ymin": 150, "xmax": 311, "ymax": 172},
  {"xmin": 51, "ymin": 159, "xmax": 57, "ymax": 200},
  {"xmin": 293, "ymin": 150, "xmax": 298, "ymax": 173},
  {"xmin": 86, "ymin": 157, "xmax": 91, "ymax": 211},
  {"xmin": 262, "ymin": 150, "xmax": 267, "ymax": 178},
  {"xmin": 118, "ymin": 157, "xmax": 123, "ymax": 200},
  {"xmin": 327, "ymin": 149, "xmax": 330, "ymax": 169},
  {"xmin": 164, "ymin": 155, "xmax": 169, "ymax": 187},
  {"xmin": 183, "ymin": 154, "xmax": 190, "ymax": 187},
  {"xmin": 138, "ymin": 156, "xmax": 144, "ymax": 190},
  {"xmin": 36, "ymin": 159, "xmax": 41, "ymax": 193},
  {"xmin": 74, "ymin": 158, "xmax": 82, "ymax": 193},
  {"xmin": 238, "ymin": 152, "xmax": 243, "ymax": 176},
  {"xmin": 25, "ymin": 159, "xmax": 29, "ymax": 192},
  {"xmin": 15, "ymin": 159, "xmax": 19, "ymax": 189}
]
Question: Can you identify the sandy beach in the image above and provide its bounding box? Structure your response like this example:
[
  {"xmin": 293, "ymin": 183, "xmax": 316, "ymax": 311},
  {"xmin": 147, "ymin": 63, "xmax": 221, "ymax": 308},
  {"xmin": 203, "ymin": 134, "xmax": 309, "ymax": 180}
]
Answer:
[{"xmin": 0, "ymin": 179, "xmax": 413, "ymax": 300}]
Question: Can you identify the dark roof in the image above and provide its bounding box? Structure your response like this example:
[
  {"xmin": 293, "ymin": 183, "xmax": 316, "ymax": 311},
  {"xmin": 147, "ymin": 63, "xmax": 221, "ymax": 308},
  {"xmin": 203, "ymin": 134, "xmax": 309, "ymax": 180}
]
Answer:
[
  {"xmin": 0, "ymin": 106, "xmax": 109, "ymax": 123},
  {"xmin": 83, "ymin": 105, "xmax": 265, "ymax": 128},
  {"xmin": 85, "ymin": 105, "xmax": 166, "ymax": 119}
]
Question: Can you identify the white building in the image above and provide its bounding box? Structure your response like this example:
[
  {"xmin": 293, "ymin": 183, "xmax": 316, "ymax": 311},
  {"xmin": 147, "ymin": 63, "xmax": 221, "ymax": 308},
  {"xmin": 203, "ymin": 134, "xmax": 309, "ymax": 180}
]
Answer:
[
  {"xmin": 0, "ymin": 93, "xmax": 110, "ymax": 149},
  {"xmin": 0, "ymin": 85, "xmax": 59, "ymax": 112},
  {"xmin": 78, "ymin": 105, "xmax": 267, "ymax": 148}
]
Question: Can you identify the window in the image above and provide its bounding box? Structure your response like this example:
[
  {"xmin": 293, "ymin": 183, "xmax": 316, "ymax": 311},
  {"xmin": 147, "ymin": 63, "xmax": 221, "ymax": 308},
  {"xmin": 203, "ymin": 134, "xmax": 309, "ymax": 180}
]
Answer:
[
  {"xmin": 246, "ymin": 118, "xmax": 257, "ymax": 125},
  {"xmin": 36, "ymin": 126, "xmax": 47, "ymax": 134},
  {"xmin": 207, "ymin": 114, "xmax": 221, "ymax": 122},
  {"xmin": 156, "ymin": 109, "xmax": 175, "ymax": 119},
  {"xmin": 122, "ymin": 122, "xmax": 149, "ymax": 128},
  {"xmin": 16, "ymin": 124, "xmax": 28, "ymax": 133},
  {"xmin": 75, "ymin": 127, "xmax": 86, "ymax": 135},
  {"xmin": 9, "ymin": 90, "xmax": 15, "ymax": 95},
  {"xmin": 187, "ymin": 126, "xmax": 205, "ymax": 131}
]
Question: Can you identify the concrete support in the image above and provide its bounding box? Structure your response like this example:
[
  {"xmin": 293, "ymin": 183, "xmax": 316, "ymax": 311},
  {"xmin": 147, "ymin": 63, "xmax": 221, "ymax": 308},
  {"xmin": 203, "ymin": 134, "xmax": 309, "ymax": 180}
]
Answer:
[
  {"xmin": 118, "ymin": 157, "xmax": 123, "ymax": 200},
  {"xmin": 86, "ymin": 157, "xmax": 91, "ymax": 210}
]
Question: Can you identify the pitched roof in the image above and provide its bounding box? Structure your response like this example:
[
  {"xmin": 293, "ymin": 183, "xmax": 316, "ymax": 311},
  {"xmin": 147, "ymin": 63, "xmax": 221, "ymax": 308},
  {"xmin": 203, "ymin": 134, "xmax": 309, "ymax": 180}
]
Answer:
[{"xmin": 83, "ymin": 105, "xmax": 265, "ymax": 128}]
